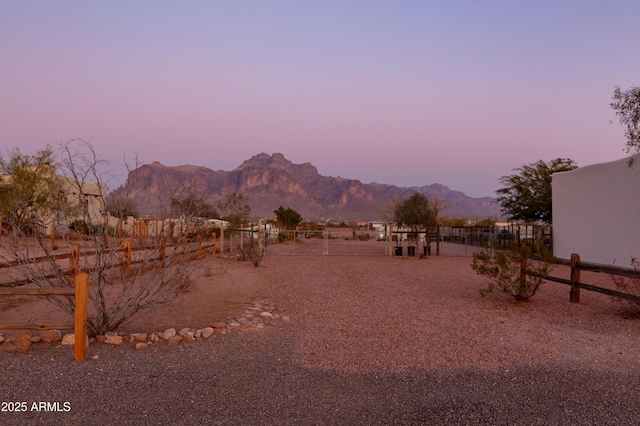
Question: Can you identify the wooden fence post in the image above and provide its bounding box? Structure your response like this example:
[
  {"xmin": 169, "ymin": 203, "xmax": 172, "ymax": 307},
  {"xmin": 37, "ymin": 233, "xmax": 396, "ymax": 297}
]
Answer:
[
  {"xmin": 220, "ymin": 225, "xmax": 225, "ymax": 254},
  {"xmin": 258, "ymin": 220, "xmax": 263, "ymax": 256},
  {"xmin": 212, "ymin": 232, "xmax": 217, "ymax": 254},
  {"xmin": 519, "ymin": 258, "xmax": 527, "ymax": 290},
  {"xmin": 570, "ymin": 253, "xmax": 581, "ymax": 303},
  {"xmin": 74, "ymin": 272, "xmax": 89, "ymax": 362}
]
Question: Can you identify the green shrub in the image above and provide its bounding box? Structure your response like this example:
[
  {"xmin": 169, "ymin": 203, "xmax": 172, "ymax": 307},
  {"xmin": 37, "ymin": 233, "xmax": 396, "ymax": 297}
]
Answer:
[{"xmin": 471, "ymin": 241, "xmax": 553, "ymax": 302}]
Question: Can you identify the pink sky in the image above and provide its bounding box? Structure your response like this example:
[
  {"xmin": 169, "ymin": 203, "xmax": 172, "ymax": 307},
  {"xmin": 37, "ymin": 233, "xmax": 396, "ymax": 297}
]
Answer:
[{"xmin": 2, "ymin": 1, "xmax": 638, "ymax": 197}]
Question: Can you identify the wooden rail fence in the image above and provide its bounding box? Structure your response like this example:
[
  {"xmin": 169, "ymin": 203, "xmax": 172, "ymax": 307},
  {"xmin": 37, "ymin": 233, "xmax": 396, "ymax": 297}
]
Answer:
[
  {"xmin": 0, "ymin": 273, "xmax": 89, "ymax": 362},
  {"xmin": 0, "ymin": 234, "xmax": 220, "ymax": 361},
  {"xmin": 523, "ymin": 253, "xmax": 640, "ymax": 304}
]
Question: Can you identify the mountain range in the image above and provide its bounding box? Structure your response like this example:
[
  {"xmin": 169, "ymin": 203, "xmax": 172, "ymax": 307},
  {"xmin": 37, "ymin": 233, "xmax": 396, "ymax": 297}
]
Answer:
[{"xmin": 111, "ymin": 153, "xmax": 503, "ymax": 221}]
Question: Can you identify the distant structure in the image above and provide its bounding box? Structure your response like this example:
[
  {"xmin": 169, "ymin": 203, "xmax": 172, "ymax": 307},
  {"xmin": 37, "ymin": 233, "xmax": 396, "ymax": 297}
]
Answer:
[
  {"xmin": 0, "ymin": 167, "xmax": 106, "ymax": 235},
  {"xmin": 552, "ymin": 157, "xmax": 640, "ymax": 268}
]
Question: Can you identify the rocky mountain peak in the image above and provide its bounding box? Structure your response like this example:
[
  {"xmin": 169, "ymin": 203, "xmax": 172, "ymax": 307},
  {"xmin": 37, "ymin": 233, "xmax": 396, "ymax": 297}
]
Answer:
[{"xmin": 235, "ymin": 152, "xmax": 319, "ymax": 180}]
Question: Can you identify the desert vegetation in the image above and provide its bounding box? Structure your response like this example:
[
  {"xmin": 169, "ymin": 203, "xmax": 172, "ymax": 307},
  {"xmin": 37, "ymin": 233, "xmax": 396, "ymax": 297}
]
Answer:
[{"xmin": 0, "ymin": 140, "xmax": 225, "ymax": 336}]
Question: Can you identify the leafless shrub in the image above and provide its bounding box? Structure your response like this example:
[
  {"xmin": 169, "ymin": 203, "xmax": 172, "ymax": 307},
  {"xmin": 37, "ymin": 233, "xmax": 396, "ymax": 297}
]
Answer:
[
  {"xmin": 0, "ymin": 140, "xmax": 218, "ymax": 336},
  {"xmin": 241, "ymin": 243, "xmax": 265, "ymax": 267},
  {"xmin": 609, "ymin": 257, "xmax": 640, "ymax": 314}
]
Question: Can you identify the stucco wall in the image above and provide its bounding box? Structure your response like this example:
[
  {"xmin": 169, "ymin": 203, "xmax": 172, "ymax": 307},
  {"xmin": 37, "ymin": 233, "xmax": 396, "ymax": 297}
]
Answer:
[{"xmin": 552, "ymin": 157, "xmax": 640, "ymax": 267}]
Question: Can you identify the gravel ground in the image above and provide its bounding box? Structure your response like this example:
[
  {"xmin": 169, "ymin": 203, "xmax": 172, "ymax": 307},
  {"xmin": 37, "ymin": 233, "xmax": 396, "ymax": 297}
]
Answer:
[{"xmin": 1, "ymin": 239, "xmax": 640, "ymax": 425}]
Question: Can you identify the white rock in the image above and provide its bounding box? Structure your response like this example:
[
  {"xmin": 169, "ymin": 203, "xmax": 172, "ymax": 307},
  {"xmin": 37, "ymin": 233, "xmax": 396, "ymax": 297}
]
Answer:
[
  {"xmin": 30, "ymin": 336, "xmax": 41, "ymax": 343},
  {"xmin": 61, "ymin": 334, "xmax": 75, "ymax": 345},
  {"xmin": 259, "ymin": 312, "xmax": 273, "ymax": 318},
  {"xmin": 132, "ymin": 333, "xmax": 148, "ymax": 342},
  {"xmin": 161, "ymin": 328, "xmax": 176, "ymax": 340},
  {"xmin": 179, "ymin": 328, "xmax": 194, "ymax": 339},
  {"xmin": 200, "ymin": 327, "xmax": 215, "ymax": 339},
  {"xmin": 105, "ymin": 335, "xmax": 123, "ymax": 345}
]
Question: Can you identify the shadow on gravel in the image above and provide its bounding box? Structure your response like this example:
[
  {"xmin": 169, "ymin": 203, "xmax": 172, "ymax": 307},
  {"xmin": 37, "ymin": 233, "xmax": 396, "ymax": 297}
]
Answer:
[{"xmin": 1, "ymin": 330, "xmax": 639, "ymax": 425}]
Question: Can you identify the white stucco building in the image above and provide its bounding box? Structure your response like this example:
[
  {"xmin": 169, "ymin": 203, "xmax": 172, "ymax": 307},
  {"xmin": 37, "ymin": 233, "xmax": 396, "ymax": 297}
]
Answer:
[{"xmin": 552, "ymin": 157, "xmax": 640, "ymax": 268}]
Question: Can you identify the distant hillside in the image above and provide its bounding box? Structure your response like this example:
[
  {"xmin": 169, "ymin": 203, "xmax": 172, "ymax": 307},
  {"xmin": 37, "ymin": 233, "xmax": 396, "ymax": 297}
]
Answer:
[{"xmin": 110, "ymin": 153, "xmax": 502, "ymax": 221}]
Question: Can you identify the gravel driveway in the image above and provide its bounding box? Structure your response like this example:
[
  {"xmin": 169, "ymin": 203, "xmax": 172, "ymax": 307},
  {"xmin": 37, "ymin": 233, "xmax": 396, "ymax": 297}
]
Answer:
[{"xmin": 1, "ymin": 244, "xmax": 640, "ymax": 425}]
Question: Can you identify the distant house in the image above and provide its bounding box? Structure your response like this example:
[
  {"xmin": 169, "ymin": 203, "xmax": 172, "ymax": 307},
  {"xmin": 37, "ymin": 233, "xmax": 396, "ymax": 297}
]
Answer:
[
  {"xmin": 0, "ymin": 166, "xmax": 106, "ymax": 235},
  {"xmin": 62, "ymin": 177, "xmax": 106, "ymax": 226},
  {"xmin": 552, "ymin": 157, "xmax": 640, "ymax": 268}
]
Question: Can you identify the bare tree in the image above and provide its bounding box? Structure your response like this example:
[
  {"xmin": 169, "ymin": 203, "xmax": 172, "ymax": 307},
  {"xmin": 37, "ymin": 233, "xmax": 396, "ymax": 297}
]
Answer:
[{"xmin": 0, "ymin": 140, "xmax": 216, "ymax": 336}]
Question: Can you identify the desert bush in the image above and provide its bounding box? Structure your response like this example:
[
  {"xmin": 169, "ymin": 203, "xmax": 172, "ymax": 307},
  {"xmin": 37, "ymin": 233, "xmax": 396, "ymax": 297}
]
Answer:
[
  {"xmin": 241, "ymin": 242, "xmax": 265, "ymax": 267},
  {"xmin": 357, "ymin": 232, "xmax": 370, "ymax": 241},
  {"xmin": 609, "ymin": 257, "xmax": 640, "ymax": 314},
  {"xmin": 471, "ymin": 241, "xmax": 553, "ymax": 302},
  {"xmin": 0, "ymin": 140, "xmax": 219, "ymax": 336}
]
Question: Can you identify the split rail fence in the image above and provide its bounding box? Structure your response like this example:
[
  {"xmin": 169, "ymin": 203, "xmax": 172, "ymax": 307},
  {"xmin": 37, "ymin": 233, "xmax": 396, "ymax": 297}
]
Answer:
[
  {"xmin": 0, "ymin": 273, "xmax": 89, "ymax": 362},
  {"xmin": 523, "ymin": 253, "xmax": 640, "ymax": 304},
  {"xmin": 0, "ymin": 235, "xmax": 220, "ymax": 361}
]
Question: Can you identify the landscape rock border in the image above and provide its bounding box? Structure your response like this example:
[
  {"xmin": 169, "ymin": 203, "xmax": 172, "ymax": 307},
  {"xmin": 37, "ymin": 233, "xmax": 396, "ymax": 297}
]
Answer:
[{"xmin": 0, "ymin": 299, "xmax": 289, "ymax": 354}]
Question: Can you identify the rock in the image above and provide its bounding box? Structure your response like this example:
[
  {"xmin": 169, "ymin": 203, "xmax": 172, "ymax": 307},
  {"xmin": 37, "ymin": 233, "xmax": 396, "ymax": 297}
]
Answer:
[
  {"xmin": 259, "ymin": 312, "xmax": 273, "ymax": 318},
  {"xmin": 92, "ymin": 355, "xmax": 99, "ymax": 360},
  {"xmin": 149, "ymin": 333, "xmax": 161, "ymax": 343},
  {"xmin": 0, "ymin": 335, "xmax": 4, "ymax": 343},
  {"xmin": 179, "ymin": 328, "xmax": 195, "ymax": 339},
  {"xmin": 195, "ymin": 330, "xmax": 202, "ymax": 339},
  {"xmin": 161, "ymin": 328, "xmax": 176, "ymax": 340},
  {"xmin": 40, "ymin": 330, "xmax": 61, "ymax": 344},
  {"xmin": 105, "ymin": 331, "xmax": 119, "ymax": 338},
  {"xmin": 132, "ymin": 333, "xmax": 148, "ymax": 342},
  {"xmin": 30, "ymin": 336, "xmax": 41, "ymax": 343},
  {"xmin": 200, "ymin": 327, "xmax": 215, "ymax": 339},
  {"xmin": 135, "ymin": 342, "xmax": 148, "ymax": 350},
  {"xmin": 209, "ymin": 322, "xmax": 226, "ymax": 329},
  {"xmin": 168, "ymin": 335, "xmax": 182, "ymax": 345},
  {"xmin": 96, "ymin": 335, "xmax": 107, "ymax": 343},
  {"xmin": 228, "ymin": 321, "xmax": 241, "ymax": 328},
  {"xmin": 105, "ymin": 335, "xmax": 123, "ymax": 345},
  {"xmin": 61, "ymin": 334, "xmax": 75, "ymax": 345},
  {"xmin": 237, "ymin": 318, "xmax": 251, "ymax": 325}
]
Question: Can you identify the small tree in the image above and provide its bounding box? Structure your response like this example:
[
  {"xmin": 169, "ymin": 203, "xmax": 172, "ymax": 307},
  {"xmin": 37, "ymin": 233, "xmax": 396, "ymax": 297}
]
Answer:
[
  {"xmin": 496, "ymin": 158, "xmax": 577, "ymax": 224},
  {"xmin": 218, "ymin": 192, "xmax": 250, "ymax": 230},
  {"xmin": 274, "ymin": 206, "xmax": 302, "ymax": 241},
  {"xmin": 106, "ymin": 195, "xmax": 140, "ymax": 219},
  {"xmin": 171, "ymin": 194, "xmax": 218, "ymax": 220},
  {"xmin": 611, "ymin": 85, "xmax": 640, "ymax": 166},
  {"xmin": 0, "ymin": 145, "xmax": 75, "ymax": 233},
  {"xmin": 393, "ymin": 193, "xmax": 442, "ymax": 252}
]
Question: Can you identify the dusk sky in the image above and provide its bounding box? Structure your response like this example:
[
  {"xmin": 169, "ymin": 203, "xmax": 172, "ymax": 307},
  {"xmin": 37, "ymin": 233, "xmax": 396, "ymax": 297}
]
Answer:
[{"xmin": 2, "ymin": 1, "xmax": 638, "ymax": 197}]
